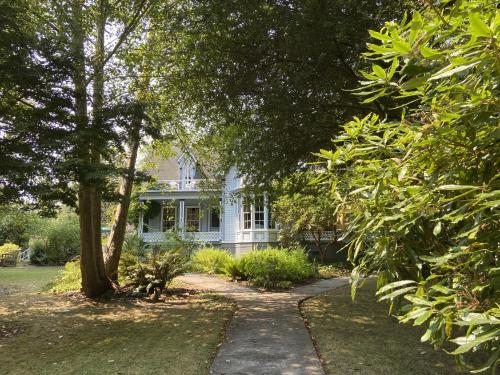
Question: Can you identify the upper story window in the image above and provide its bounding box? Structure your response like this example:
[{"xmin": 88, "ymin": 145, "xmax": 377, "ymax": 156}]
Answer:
[{"xmin": 162, "ymin": 205, "xmax": 176, "ymax": 231}]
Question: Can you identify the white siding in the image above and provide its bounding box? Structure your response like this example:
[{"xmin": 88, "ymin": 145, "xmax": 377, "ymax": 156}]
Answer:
[{"xmin": 221, "ymin": 166, "xmax": 242, "ymax": 243}]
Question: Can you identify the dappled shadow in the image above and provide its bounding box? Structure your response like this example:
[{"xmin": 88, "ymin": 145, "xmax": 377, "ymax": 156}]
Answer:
[
  {"xmin": 301, "ymin": 281, "xmax": 473, "ymax": 375},
  {"xmin": 0, "ymin": 288, "xmax": 234, "ymax": 375}
]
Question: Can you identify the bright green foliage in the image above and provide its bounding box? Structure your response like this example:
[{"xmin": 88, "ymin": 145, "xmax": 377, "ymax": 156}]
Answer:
[
  {"xmin": 49, "ymin": 261, "xmax": 82, "ymax": 293},
  {"xmin": 0, "ymin": 243, "xmax": 20, "ymax": 255},
  {"xmin": 191, "ymin": 247, "xmax": 234, "ymax": 275},
  {"xmin": 319, "ymin": 0, "xmax": 499, "ymax": 370},
  {"xmin": 272, "ymin": 172, "xmax": 340, "ymax": 262},
  {"xmin": 29, "ymin": 212, "xmax": 80, "ymax": 265},
  {"xmin": 0, "ymin": 206, "xmax": 42, "ymax": 248},
  {"xmin": 236, "ymin": 247, "xmax": 315, "ymax": 289}
]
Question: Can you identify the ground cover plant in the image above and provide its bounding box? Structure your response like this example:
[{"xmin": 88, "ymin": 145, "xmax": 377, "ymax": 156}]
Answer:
[
  {"xmin": 0, "ymin": 266, "xmax": 234, "ymax": 375},
  {"xmin": 317, "ymin": 0, "xmax": 499, "ymax": 370},
  {"xmin": 301, "ymin": 280, "xmax": 476, "ymax": 375}
]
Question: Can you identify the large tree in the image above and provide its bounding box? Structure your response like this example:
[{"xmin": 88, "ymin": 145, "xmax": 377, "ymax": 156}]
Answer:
[
  {"xmin": 159, "ymin": 0, "xmax": 408, "ymax": 186},
  {"xmin": 0, "ymin": 0, "xmax": 159, "ymax": 296}
]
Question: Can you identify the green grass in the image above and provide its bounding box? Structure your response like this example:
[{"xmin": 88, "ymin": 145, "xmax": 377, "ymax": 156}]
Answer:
[
  {"xmin": 0, "ymin": 266, "xmax": 235, "ymax": 375},
  {"xmin": 0, "ymin": 265, "xmax": 63, "ymax": 294},
  {"xmin": 301, "ymin": 279, "xmax": 472, "ymax": 375}
]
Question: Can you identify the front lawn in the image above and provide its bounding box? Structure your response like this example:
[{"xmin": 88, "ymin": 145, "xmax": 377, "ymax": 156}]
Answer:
[
  {"xmin": 301, "ymin": 280, "xmax": 470, "ymax": 375},
  {"xmin": 0, "ymin": 266, "xmax": 234, "ymax": 375}
]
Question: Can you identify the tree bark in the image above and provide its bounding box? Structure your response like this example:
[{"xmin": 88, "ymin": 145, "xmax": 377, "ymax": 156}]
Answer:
[
  {"xmin": 104, "ymin": 111, "xmax": 142, "ymax": 281},
  {"xmin": 71, "ymin": 0, "xmax": 112, "ymax": 297}
]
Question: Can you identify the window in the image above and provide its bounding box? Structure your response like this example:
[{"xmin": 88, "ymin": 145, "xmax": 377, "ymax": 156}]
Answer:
[
  {"xmin": 210, "ymin": 208, "xmax": 220, "ymax": 230},
  {"xmin": 186, "ymin": 207, "xmax": 200, "ymax": 232},
  {"xmin": 162, "ymin": 206, "xmax": 176, "ymax": 231},
  {"xmin": 254, "ymin": 197, "xmax": 265, "ymax": 229},
  {"xmin": 243, "ymin": 201, "xmax": 252, "ymax": 229}
]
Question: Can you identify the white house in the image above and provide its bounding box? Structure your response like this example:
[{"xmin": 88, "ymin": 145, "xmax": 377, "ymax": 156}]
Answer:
[{"xmin": 138, "ymin": 150, "xmax": 279, "ymax": 255}]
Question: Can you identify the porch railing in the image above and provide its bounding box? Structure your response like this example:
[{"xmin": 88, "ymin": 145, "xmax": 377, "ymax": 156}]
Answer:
[
  {"xmin": 148, "ymin": 179, "xmax": 216, "ymax": 192},
  {"xmin": 141, "ymin": 231, "xmax": 222, "ymax": 243}
]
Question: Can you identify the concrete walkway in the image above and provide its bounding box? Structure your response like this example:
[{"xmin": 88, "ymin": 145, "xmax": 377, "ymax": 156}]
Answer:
[{"xmin": 177, "ymin": 274, "xmax": 349, "ymax": 375}]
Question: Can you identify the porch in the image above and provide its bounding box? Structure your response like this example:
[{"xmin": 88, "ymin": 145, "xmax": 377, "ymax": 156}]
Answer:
[{"xmin": 138, "ymin": 197, "xmax": 222, "ymax": 244}]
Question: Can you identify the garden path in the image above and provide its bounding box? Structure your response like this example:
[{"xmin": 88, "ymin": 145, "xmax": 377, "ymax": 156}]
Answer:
[{"xmin": 177, "ymin": 273, "xmax": 349, "ymax": 375}]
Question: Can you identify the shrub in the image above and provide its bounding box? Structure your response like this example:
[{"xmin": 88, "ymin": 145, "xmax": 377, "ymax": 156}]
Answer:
[
  {"xmin": 48, "ymin": 261, "xmax": 81, "ymax": 293},
  {"xmin": 238, "ymin": 247, "xmax": 315, "ymax": 288},
  {"xmin": 223, "ymin": 257, "xmax": 246, "ymax": 280},
  {"xmin": 191, "ymin": 247, "xmax": 233, "ymax": 274},
  {"xmin": 29, "ymin": 213, "xmax": 80, "ymax": 265},
  {"xmin": 126, "ymin": 251, "xmax": 189, "ymax": 301},
  {"xmin": 0, "ymin": 242, "xmax": 20, "ymax": 255},
  {"xmin": 317, "ymin": 0, "xmax": 499, "ymax": 370},
  {"xmin": 0, "ymin": 205, "xmax": 41, "ymax": 248}
]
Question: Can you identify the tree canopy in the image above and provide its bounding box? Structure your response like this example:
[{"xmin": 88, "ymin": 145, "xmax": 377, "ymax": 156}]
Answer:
[{"xmin": 157, "ymin": 0, "xmax": 408, "ymax": 185}]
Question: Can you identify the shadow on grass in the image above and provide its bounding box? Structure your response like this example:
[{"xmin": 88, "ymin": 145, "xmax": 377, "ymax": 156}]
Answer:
[
  {"xmin": 301, "ymin": 280, "xmax": 475, "ymax": 375},
  {"xmin": 0, "ymin": 287, "xmax": 234, "ymax": 375}
]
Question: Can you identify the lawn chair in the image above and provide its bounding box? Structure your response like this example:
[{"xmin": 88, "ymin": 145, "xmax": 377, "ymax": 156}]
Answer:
[{"xmin": 0, "ymin": 251, "xmax": 19, "ymax": 267}]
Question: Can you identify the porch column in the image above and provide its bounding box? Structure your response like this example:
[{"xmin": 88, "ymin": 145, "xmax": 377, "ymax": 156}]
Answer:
[
  {"xmin": 219, "ymin": 198, "xmax": 223, "ymax": 234},
  {"xmin": 179, "ymin": 199, "xmax": 185, "ymax": 233},
  {"xmin": 264, "ymin": 194, "xmax": 269, "ymax": 242},
  {"xmin": 264, "ymin": 194, "xmax": 269, "ymax": 230},
  {"xmin": 138, "ymin": 209, "xmax": 144, "ymax": 235}
]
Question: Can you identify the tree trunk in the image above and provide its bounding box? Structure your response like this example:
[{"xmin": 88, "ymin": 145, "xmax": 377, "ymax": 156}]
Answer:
[
  {"xmin": 71, "ymin": 0, "xmax": 112, "ymax": 297},
  {"xmin": 104, "ymin": 112, "xmax": 141, "ymax": 281}
]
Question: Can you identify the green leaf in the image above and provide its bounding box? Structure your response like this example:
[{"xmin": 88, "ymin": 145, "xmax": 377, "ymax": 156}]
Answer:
[
  {"xmin": 436, "ymin": 184, "xmax": 481, "ymax": 191},
  {"xmin": 433, "ymin": 221, "xmax": 442, "ymax": 236},
  {"xmin": 379, "ymin": 286, "xmax": 417, "ymax": 301},
  {"xmin": 393, "ymin": 40, "xmax": 411, "ymax": 54},
  {"xmin": 420, "ymin": 46, "xmax": 441, "ymax": 58},
  {"xmin": 372, "ymin": 64, "xmax": 386, "ymax": 79},
  {"xmin": 388, "ymin": 58, "xmax": 399, "ymax": 79},
  {"xmin": 414, "ymin": 310, "xmax": 433, "ymax": 326},
  {"xmin": 469, "ymin": 12, "xmax": 491, "ymax": 37},
  {"xmin": 376, "ymin": 279, "xmax": 417, "ymax": 295},
  {"xmin": 451, "ymin": 328, "xmax": 500, "ymax": 354},
  {"xmin": 429, "ymin": 62, "xmax": 480, "ymax": 81}
]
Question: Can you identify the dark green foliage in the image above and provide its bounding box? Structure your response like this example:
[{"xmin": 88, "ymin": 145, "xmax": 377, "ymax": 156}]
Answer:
[
  {"xmin": 0, "ymin": 0, "xmax": 75, "ymax": 210},
  {"xmin": 0, "ymin": 206, "xmax": 42, "ymax": 248},
  {"xmin": 318, "ymin": 0, "xmax": 499, "ymax": 370},
  {"xmin": 272, "ymin": 171, "xmax": 340, "ymax": 261},
  {"xmin": 29, "ymin": 213, "xmax": 80, "ymax": 265},
  {"xmin": 191, "ymin": 247, "xmax": 233, "ymax": 274},
  {"xmin": 162, "ymin": 0, "xmax": 409, "ymax": 187},
  {"xmin": 126, "ymin": 251, "xmax": 189, "ymax": 300},
  {"xmin": 234, "ymin": 247, "xmax": 315, "ymax": 289}
]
